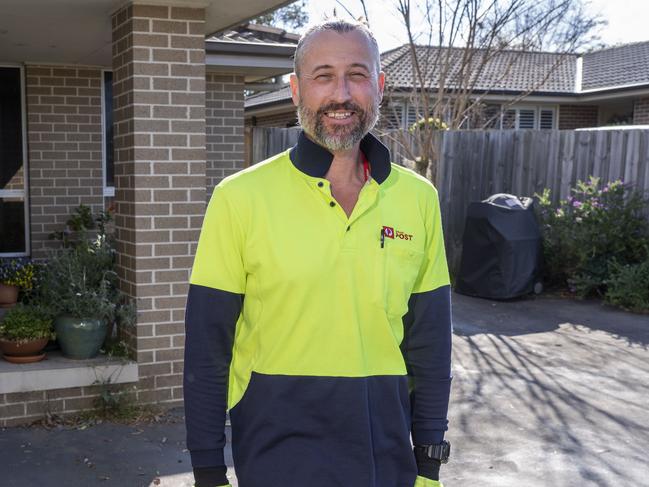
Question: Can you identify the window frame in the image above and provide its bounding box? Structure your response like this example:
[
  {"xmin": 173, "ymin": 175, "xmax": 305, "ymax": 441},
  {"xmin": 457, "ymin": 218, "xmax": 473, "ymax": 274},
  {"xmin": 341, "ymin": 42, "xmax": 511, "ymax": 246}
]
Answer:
[
  {"xmin": 101, "ymin": 69, "xmax": 114, "ymax": 198},
  {"xmin": 0, "ymin": 63, "xmax": 30, "ymax": 257},
  {"xmin": 501, "ymin": 105, "xmax": 558, "ymax": 130}
]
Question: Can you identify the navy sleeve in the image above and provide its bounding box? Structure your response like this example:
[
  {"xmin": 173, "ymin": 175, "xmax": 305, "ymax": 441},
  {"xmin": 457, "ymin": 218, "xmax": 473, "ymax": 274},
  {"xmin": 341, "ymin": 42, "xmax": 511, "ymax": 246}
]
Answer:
[
  {"xmin": 400, "ymin": 284, "xmax": 453, "ymax": 445},
  {"xmin": 184, "ymin": 283, "xmax": 243, "ymax": 472}
]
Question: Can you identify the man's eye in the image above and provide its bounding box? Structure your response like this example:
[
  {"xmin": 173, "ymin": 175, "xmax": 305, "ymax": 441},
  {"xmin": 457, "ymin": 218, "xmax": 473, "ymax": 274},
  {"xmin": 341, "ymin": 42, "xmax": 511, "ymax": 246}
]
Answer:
[
  {"xmin": 315, "ymin": 74, "xmax": 333, "ymax": 80},
  {"xmin": 350, "ymin": 72, "xmax": 368, "ymax": 78}
]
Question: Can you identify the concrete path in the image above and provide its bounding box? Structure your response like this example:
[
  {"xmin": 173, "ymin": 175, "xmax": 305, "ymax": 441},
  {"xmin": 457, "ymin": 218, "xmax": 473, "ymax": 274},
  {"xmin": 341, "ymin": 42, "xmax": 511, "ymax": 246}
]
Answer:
[{"xmin": 1, "ymin": 293, "xmax": 647, "ymax": 487}]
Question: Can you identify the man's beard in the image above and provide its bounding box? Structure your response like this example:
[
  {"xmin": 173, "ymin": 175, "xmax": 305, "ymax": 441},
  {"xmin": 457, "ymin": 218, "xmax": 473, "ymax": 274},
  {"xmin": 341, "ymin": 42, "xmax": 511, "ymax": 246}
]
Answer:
[{"xmin": 297, "ymin": 99, "xmax": 379, "ymax": 152}]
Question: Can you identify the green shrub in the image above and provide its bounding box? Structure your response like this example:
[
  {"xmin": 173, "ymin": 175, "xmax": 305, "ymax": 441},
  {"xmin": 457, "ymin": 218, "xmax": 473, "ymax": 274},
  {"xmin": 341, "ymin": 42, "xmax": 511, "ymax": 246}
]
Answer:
[
  {"xmin": 38, "ymin": 247, "xmax": 116, "ymax": 321},
  {"xmin": 0, "ymin": 305, "xmax": 53, "ymax": 343},
  {"xmin": 536, "ymin": 177, "xmax": 649, "ymax": 297},
  {"xmin": 605, "ymin": 260, "xmax": 649, "ymax": 313},
  {"xmin": 34, "ymin": 205, "xmax": 135, "ymax": 333}
]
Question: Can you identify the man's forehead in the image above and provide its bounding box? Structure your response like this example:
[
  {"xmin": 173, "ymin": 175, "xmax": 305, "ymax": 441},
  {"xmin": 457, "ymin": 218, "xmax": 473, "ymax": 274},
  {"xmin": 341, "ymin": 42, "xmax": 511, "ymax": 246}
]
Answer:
[{"xmin": 300, "ymin": 30, "xmax": 376, "ymax": 68}]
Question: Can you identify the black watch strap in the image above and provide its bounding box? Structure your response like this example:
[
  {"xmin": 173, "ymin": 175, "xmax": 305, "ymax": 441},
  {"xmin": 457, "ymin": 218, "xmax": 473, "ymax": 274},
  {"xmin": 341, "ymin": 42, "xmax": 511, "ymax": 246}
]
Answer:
[{"xmin": 415, "ymin": 440, "xmax": 451, "ymax": 464}]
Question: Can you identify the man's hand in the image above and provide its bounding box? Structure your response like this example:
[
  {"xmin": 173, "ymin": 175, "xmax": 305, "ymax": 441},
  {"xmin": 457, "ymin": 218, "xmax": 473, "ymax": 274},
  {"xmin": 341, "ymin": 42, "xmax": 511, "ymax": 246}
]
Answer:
[{"xmin": 415, "ymin": 476, "xmax": 444, "ymax": 487}]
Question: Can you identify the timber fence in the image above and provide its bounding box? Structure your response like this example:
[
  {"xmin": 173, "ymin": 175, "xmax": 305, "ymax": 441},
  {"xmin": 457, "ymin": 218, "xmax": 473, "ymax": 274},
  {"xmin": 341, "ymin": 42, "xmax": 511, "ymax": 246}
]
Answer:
[{"xmin": 249, "ymin": 127, "xmax": 649, "ymax": 273}]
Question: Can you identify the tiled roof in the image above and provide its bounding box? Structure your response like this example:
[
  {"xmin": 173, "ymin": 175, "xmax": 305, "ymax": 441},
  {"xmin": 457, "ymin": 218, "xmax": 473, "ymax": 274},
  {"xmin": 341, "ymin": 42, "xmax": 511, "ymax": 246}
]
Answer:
[
  {"xmin": 582, "ymin": 42, "xmax": 649, "ymax": 90},
  {"xmin": 381, "ymin": 45, "xmax": 577, "ymax": 93},
  {"xmin": 244, "ymin": 41, "xmax": 649, "ymax": 110},
  {"xmin": 209, "ymin": 23, "xmax": 299, "ymax": 46}
]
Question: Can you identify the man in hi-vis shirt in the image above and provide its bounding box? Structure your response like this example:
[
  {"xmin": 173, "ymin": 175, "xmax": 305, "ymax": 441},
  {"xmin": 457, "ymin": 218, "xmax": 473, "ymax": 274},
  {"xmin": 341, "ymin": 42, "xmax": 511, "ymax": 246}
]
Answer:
[{"xmin": 184, "ymin": 18, "xmax": 452, "ymax": 487}]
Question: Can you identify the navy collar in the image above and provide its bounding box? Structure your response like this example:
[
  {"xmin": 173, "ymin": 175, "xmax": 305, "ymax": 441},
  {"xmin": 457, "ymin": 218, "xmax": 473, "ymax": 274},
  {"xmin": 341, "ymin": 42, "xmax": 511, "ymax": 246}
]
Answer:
[{"xmin": 289, "ymin": 130, "xmax": 391, "ymax": 184}]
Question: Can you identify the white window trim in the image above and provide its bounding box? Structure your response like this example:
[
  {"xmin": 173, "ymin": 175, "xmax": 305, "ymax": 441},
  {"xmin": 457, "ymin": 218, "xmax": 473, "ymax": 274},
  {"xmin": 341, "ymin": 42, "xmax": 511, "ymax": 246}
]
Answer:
[
  {"xmin": 501, "ymin": 105, "xmax": 558, "ymax": 130},
  {"xmin": 0, "ymin": 63, "xmax": 30, "ymax": 257},
  {"xmin": 539, "ymin": 105, "xmax": 558, "ymax": 130},
  {"xmin": 101, "ymin": 69, "xmax": 115, "ymax": 199}
]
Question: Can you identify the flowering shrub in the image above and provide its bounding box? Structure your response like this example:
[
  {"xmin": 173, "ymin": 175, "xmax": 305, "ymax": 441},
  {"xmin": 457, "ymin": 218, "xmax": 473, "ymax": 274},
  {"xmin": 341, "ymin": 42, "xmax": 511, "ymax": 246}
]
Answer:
[
  {"xmin": 536, "ymin": 177, "xmax": 649, "ymax": 297},
  {"xmin": 409, "ymin": 117, "xmax": 448, "ymax": 133},
  {"xmin": 0, "ymin": 258, "xmax": 36, "ymax": 289}
]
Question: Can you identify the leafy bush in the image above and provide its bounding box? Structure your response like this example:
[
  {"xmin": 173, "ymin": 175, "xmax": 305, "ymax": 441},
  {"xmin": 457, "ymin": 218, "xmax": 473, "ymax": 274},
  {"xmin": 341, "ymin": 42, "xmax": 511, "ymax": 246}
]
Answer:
[
  {"xmin": 38, "ymin": 247, "xmax": 116, "ymax": 321},
  {"xmin": 35, "ymin": 205, "xmax": 135, "ymax": 332},
  {"xmin": 605, "ymin": 260, "xmax": 649, "ymax": 313},
  {"xmin": 0, "ymin": 305, "xmax": 53, "ymax": 343},
  {"xmin": 536, "ymin": 177, "xmax": 649, "ymax": 297}
]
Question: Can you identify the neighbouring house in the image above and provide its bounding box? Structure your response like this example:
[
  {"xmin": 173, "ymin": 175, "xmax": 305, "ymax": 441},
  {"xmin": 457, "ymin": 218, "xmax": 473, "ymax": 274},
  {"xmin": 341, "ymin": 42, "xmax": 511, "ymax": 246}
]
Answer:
[
  {"xmin": 0, "ymin": 1, "xmax": 298, "ymax": 426},
  {"xmin": 245, "ymin": 41, "xmax": 649, "ymax": 131}
]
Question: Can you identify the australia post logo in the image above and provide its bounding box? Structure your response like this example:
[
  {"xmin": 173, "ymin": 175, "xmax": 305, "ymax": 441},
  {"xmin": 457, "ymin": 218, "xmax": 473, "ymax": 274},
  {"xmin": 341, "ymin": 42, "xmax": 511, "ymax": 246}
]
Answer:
[{"xmin": 382, "ymin": 225, "xmax": 413, "ymax": 241}]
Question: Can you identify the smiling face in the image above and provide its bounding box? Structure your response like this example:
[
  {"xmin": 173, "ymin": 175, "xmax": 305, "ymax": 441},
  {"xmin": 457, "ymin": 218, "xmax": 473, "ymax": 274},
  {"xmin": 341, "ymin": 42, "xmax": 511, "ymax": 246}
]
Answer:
[{"xmin": 290, "ymin": 29, "xmax": 385, "ymax": 153}]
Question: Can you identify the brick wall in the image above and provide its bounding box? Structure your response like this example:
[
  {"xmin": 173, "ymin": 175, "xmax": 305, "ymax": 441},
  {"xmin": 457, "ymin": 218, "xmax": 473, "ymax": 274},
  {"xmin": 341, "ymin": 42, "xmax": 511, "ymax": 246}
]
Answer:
[
  {"xmin": 633, "ymin": 97, "xmax": 649, "ymax": 124},
  {"xmin": 558, "ymin": 104, "xmax": 599, "ymax": 130},
  {"xmin": 0, "ymin": 384, "xmax": 131, "ymax": 428},
  {"xmin": 111, "ymin": 4, "xmax": 206, "ymax": 407},
  {"xmin": 245, "ymin": 109, "xmax": 297, "ymax": 128},
  {"xmin": 25, "ymin": 66, "xmax": 104, "ymax": 258},
  {"xmin": 206, "ymin": 73, "xmax": 245, "ymax": 198}
]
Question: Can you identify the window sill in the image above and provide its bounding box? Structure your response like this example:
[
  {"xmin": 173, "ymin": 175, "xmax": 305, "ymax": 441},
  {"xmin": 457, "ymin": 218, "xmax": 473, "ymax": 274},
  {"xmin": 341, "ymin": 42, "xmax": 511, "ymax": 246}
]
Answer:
[{"xmin": 0, "ymin": 350, "xmax": 138, "ymax": 394}]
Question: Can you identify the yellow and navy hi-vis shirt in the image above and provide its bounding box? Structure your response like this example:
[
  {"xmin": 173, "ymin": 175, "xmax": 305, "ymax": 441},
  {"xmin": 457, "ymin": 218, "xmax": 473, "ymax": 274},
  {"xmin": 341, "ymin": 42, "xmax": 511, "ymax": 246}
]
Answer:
[{"xmin": 184, "ymin": 131, "xmax": 452, "ymax": 487}]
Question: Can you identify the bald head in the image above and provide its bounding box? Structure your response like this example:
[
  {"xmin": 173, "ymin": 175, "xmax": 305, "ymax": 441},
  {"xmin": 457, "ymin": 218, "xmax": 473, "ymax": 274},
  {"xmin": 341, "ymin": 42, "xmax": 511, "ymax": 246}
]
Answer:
[{"xmin": 293, "ymin": 19, "xmax": 381, "ymax": 78}]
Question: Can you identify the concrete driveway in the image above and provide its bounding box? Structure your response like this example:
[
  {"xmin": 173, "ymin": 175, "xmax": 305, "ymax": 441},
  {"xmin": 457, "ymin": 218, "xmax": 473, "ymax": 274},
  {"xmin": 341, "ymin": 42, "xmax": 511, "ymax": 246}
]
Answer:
[
  {"xmin": 446, "ymin": 293, "xmax": 649, "ymax": 487},
  {"xmin": 1, "ymin": 293, "xmax": 647, "ymax": 487}
]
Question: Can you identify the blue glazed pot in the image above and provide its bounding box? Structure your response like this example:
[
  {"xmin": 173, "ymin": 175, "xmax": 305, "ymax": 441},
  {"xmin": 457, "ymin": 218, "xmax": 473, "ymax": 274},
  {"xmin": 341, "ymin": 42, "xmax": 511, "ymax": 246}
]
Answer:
[{"xmin": 54, "ymin": 316, "xmax": 107, "ymax": 359}]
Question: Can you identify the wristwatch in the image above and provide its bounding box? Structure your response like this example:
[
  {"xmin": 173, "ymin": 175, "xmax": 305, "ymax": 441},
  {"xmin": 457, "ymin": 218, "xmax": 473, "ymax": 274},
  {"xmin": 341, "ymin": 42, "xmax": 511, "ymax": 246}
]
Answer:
[{"xmin": 414, "ymin": 440, "xmax": 451, "ymax": 464}]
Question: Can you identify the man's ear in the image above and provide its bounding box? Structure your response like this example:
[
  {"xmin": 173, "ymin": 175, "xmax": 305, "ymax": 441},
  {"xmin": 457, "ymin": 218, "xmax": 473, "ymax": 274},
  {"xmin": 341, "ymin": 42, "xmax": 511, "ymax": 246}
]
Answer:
[
  {"xmin": 289, "ymin": 73, "xmax": 300, "ymax": 106},
  {"xmin": 377, "ymin": 71, "xmax": 386, "ymax": 102}
]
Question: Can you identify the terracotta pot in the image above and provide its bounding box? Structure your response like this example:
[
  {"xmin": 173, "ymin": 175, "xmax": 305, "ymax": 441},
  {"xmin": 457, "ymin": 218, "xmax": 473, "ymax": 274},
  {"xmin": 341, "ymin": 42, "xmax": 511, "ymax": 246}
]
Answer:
[
  {"xmin": 0, "ymin": 337, "xmax": 49, "ymax": 363},
  {"xmin": 0, "ymin": 283, "xmax": 19, "ymax": 308}
]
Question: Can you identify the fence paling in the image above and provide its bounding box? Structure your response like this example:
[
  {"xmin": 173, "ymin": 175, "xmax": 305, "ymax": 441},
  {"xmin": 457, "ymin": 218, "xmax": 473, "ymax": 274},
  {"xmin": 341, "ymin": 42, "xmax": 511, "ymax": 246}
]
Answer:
[{"xmin": 250, "ymin": 127, "xmax": 649, "ymax": 274}]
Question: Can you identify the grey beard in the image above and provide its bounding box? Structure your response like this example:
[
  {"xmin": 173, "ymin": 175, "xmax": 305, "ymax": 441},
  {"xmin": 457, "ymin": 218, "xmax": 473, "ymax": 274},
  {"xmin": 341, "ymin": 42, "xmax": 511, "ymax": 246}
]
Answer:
[{"xmin": 297, "ymin": 101, "xmax": 379, "ymax": 152}]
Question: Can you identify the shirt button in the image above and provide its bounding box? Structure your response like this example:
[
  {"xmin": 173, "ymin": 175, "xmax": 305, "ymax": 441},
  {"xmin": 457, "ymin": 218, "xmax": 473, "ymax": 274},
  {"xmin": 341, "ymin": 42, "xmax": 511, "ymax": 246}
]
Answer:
[
  {"xmin": 317, "ymin": 181, "xmax": 324, "ymax": 187},
  {"xmin": 329, "ymin": 201, "xmax": 335, "ymax": 207}
]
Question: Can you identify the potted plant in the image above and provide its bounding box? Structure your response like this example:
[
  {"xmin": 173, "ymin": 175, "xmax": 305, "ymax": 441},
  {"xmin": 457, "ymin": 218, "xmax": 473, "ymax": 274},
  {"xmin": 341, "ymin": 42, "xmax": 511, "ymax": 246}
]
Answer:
[
  {"xmin": 0, "ymin": 304, "xmax": 54, "ymax": 363},
  {"xmin": 0, "ymin": 259, "xmax": 35, "ymax": 308},
  {"xmin": 39, "ymin": 247, "xmax": 116, "ymax": 360}
]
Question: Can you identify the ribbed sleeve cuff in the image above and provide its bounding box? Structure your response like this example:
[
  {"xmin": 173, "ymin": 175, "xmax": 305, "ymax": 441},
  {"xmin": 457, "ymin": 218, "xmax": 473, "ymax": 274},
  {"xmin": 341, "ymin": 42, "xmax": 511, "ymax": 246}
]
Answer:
[
  {"xmin": 189, "ymin": 448, "xmax": 225, "ymax": 469},
  {"xmin": 193, "ymin": 466, "xmax": 228, "ymax": 487},
  {"xmin": 412, "ymin": 428, "xmax": 446, "ymax": 445}
]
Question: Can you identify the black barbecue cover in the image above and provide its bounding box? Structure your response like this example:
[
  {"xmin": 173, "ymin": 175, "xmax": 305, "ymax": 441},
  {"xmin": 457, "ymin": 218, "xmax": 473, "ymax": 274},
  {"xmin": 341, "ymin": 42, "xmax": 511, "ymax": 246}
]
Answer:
[{"xmin": 455, "ymin": 194, "xmax": 541, "ymax": 299}]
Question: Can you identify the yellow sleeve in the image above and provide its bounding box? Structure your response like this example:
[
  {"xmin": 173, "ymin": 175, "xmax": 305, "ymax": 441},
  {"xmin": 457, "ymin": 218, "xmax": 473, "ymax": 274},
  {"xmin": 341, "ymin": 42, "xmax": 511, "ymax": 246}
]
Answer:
[
  {"xmin": 190, "ymin": 185, "xmax": 246, "ymax": 294},
  {"xmin": 412, "ymin": 186, "xmax": 450, "ymax": 293}
]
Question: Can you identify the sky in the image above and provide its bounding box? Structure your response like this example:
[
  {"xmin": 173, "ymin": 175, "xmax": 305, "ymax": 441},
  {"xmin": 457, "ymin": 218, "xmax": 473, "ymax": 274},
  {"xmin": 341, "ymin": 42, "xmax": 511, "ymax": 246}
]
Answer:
[{"xmin": 303, "ymin": 0, "xmax": 649, "ymax": 52}]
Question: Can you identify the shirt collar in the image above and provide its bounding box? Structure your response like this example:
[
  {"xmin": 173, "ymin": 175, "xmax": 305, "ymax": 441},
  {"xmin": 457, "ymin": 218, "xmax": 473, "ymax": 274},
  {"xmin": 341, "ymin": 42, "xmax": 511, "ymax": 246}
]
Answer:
[{"xmin": 289, "ymin": 130, "xmax": 391, "ymax": 184}]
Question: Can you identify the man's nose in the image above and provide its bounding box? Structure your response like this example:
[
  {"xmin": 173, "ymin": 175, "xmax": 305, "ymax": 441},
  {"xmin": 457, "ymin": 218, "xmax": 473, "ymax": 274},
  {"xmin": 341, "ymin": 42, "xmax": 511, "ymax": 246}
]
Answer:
[{"xmin": 331, "ymin": 76, "xmax": 352, "ymax": 103}]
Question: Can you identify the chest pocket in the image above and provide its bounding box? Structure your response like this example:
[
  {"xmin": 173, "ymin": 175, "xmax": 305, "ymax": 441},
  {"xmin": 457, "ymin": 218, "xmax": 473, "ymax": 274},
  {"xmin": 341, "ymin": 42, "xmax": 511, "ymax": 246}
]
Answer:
[{"xmin": 376, "ymin": 245, "xmax": 424, "ymax": 320}]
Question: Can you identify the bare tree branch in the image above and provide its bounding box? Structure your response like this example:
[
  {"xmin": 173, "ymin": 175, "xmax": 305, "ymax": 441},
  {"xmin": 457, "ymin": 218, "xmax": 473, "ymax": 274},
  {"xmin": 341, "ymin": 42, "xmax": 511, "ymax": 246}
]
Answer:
[{"xmin": 379, "ymin": 0, "xmax": 604, "ymax": 182}]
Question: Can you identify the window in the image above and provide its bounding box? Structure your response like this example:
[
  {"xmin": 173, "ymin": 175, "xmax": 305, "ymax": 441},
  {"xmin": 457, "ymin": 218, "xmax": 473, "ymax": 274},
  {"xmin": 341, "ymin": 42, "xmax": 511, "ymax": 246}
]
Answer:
[
  {"xmin": 540, "ymin": 109, "xmax": 555, "ymax": 129},
  {"xmin": 518, "ymin": 109, "xmax": 536, "ymax": 129},
  {"xmin": 0, "ymin": 66, "xmax": 28, "ymax": 256},
  {"xmin": 102, "ymin": 71, "xmax": 114, "ymax": 197},
  {"xmin": 502, "ymin": 107, "xmax": 556, "ymax": 129},
  {"xmin": 380, "ymin": 103, "xmax": 404, "ymax": 130}
]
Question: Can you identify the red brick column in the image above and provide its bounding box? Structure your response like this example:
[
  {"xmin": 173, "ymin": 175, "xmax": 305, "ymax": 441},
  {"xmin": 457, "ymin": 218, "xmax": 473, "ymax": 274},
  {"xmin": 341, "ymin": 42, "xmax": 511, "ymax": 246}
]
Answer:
[{"xmin": 112, "ymin": 3, "xmax": 206, "ymax": 405}]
